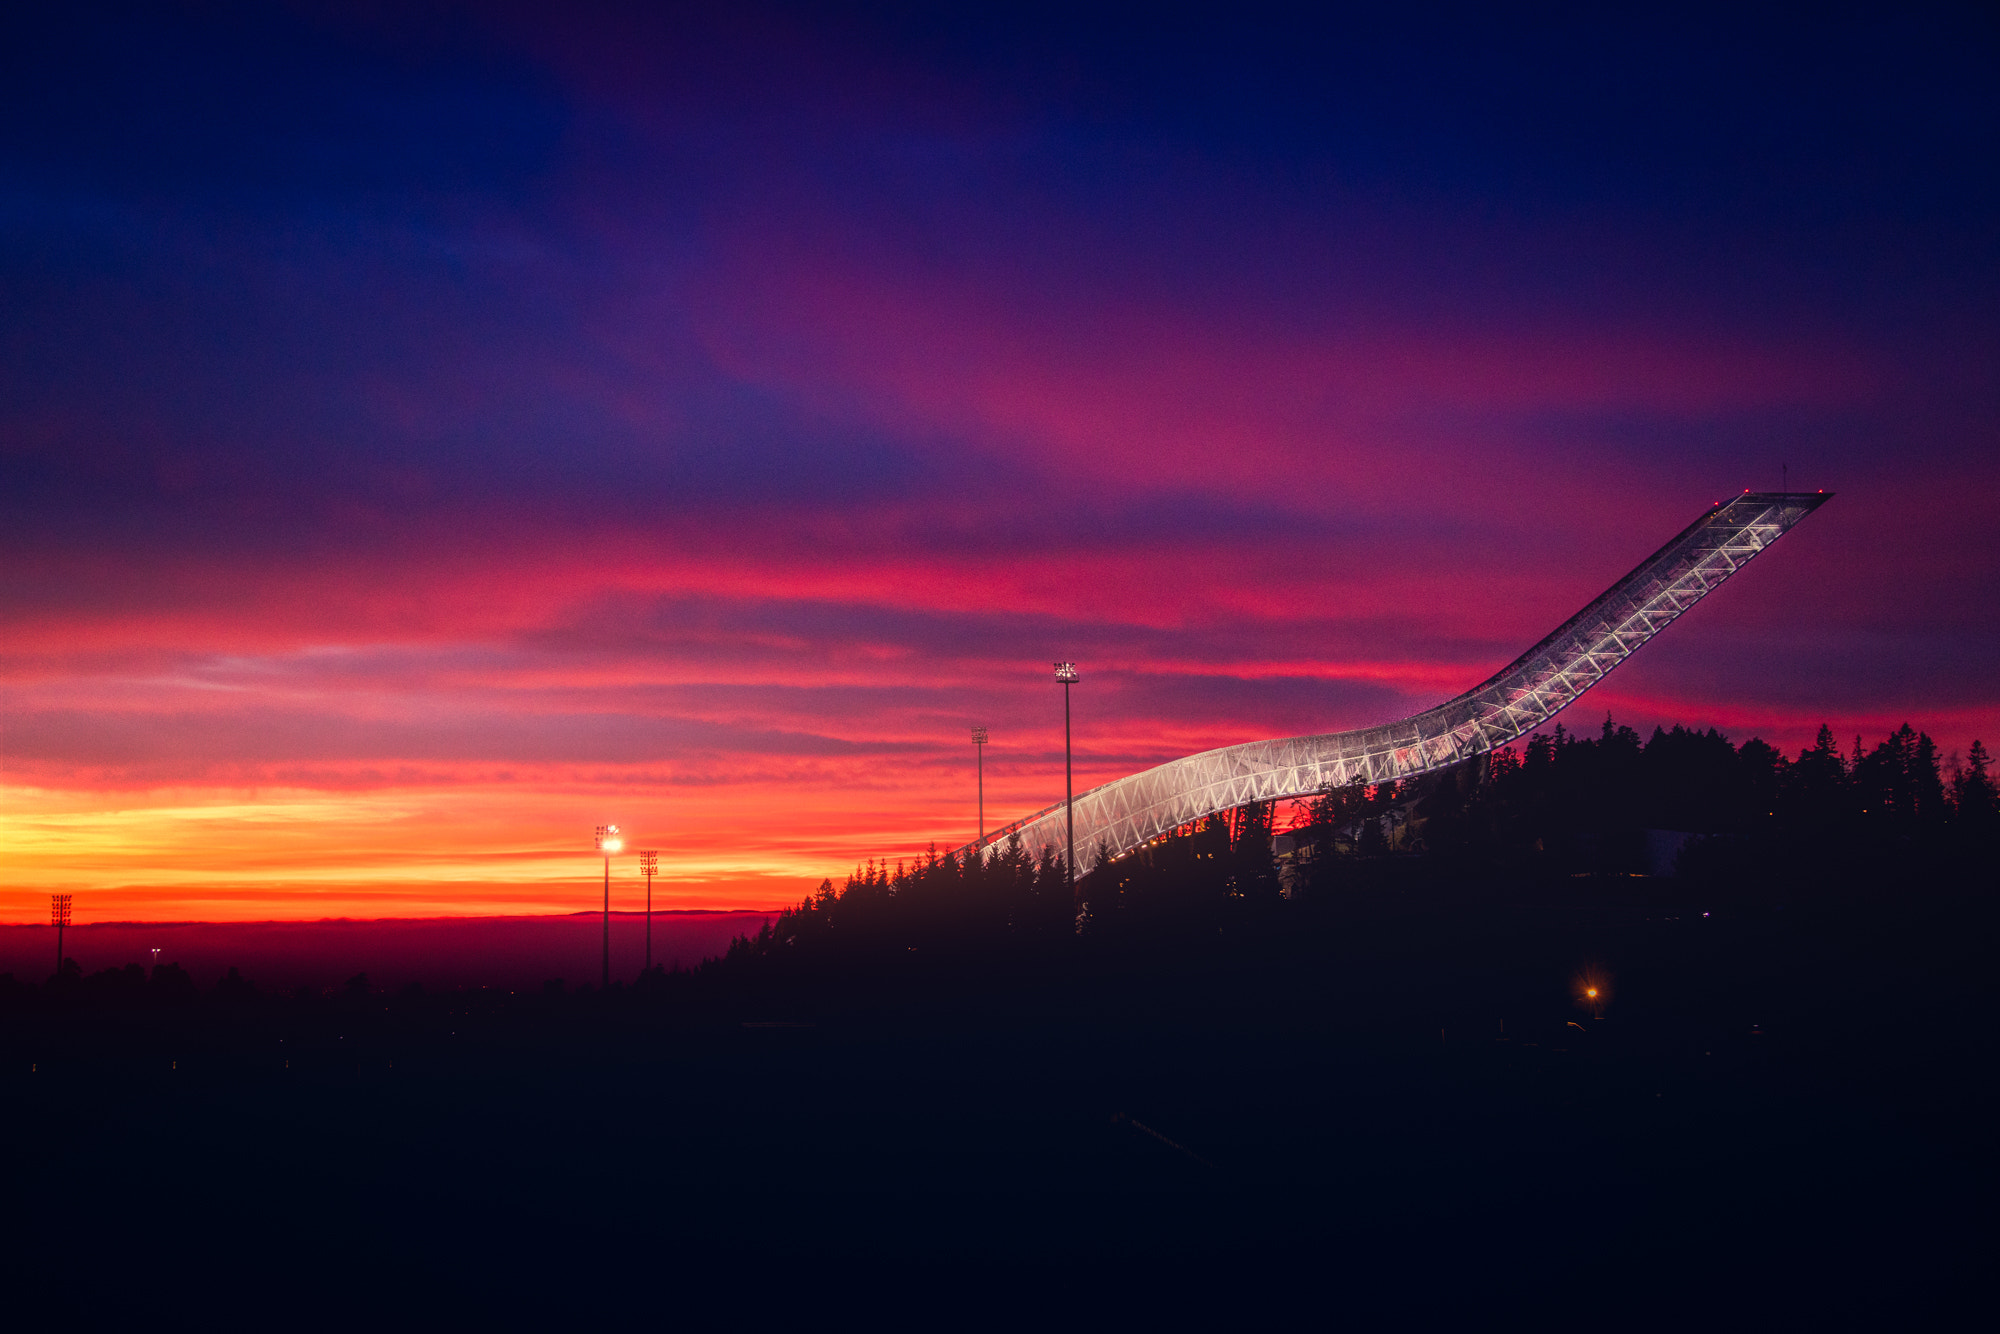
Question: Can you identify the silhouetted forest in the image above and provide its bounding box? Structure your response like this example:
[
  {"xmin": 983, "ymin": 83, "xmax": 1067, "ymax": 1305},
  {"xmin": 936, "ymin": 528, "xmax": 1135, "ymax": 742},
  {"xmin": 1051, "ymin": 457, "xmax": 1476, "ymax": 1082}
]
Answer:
[
  {"xmin": 4, "ymin": 717, "xmax": 1992, "ymax": 1015},
  {"xmin": 717, "ymin": 717, "xmax": 1998, "ymax": 973}
]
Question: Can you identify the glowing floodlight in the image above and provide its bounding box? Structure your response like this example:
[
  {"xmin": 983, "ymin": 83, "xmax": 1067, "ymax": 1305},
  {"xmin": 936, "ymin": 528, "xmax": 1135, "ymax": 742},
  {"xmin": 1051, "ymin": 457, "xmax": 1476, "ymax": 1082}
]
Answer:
[
  {"xmin": 593, "ymin": 825, "xmax": 623, "ymax": 989},
  {"xmin": 1054, "ymin": 662, "xmax": 1080, "ymax": 919},
  {"xmin": 1577, "ymin": 972, "xmax": 1611, "ymax": 1019}
]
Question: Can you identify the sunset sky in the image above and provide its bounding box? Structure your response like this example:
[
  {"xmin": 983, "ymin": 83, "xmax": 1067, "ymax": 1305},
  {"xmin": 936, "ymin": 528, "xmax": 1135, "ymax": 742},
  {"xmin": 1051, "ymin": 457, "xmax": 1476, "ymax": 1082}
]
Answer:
[{"xmin": 3, "ymin": 4, "xmax": 1996, "ymax": 921}]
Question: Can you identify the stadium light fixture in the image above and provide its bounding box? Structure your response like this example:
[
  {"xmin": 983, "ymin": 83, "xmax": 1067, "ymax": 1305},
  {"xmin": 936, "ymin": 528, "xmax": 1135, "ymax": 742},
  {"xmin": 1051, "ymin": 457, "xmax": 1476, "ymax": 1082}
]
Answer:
[
  {"xmin": 639, "ymin": 849, "xmax": 660, "ymax": 975},
  {"xmin": 50, "ymin": 894, "xmax": 72, "ymax": 978},
  {"xmin": 1054, "ymin": 663, "xmax": 1079, "ymax": 913},
  {"xmin": 971, "ymin": 727, "xmax": 989, "ymax": 843},
  {"xmin": 594, "ymin": 825, "xmax": 621, "ymax": 991}
]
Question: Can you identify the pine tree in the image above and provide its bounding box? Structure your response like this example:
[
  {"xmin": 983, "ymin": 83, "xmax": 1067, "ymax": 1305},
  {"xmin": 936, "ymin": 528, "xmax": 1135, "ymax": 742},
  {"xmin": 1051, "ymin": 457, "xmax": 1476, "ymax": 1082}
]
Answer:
[
  {"xmin": 1913, "ymin": 731, "xmax": 1947, "ymax": 830},
  {"xmin": 1787, "ymin": 723, "xmax": 1848, "ymax": 823},
  {"xmin": 1954, "ymin": 740, "xmax": 1998, "ymax": 829}
]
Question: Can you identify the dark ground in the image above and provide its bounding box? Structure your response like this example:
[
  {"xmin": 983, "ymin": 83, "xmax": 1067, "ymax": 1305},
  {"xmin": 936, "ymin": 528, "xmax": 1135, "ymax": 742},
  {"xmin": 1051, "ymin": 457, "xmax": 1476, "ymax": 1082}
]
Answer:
[
  {"xmin": 2, "ymin": 871, "xmax": 1991, "ymax": 1326},
  {"xmin": 0, "ymin": 910, "xmax": 776, "ymax": 994}
]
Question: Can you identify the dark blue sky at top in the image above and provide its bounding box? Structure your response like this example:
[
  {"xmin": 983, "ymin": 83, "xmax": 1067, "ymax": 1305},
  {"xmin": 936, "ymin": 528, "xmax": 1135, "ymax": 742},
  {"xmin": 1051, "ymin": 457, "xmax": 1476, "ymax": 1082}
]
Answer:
[
  {"xmin": 7, "ymin": 4, "xmax": 1995, "ymax": 508},
  {"xmin": 12, "ymin": 5, "xmax": 1993, "ymax": 247}
]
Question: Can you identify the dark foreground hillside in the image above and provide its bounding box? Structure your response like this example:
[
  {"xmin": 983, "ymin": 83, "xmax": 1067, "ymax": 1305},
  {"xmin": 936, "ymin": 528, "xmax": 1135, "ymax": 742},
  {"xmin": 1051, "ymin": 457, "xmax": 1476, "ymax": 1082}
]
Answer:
[{"xmin": 2, "ymin": 857, "xmax": 1991, "ymax": 1325}]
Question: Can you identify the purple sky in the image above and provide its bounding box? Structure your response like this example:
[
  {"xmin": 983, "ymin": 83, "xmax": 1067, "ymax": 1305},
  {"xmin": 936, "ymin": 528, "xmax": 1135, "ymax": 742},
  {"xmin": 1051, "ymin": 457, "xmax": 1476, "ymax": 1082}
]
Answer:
[{"xmin": 2, "ymin": 3, "xmax": 1995, "ymax": 918}]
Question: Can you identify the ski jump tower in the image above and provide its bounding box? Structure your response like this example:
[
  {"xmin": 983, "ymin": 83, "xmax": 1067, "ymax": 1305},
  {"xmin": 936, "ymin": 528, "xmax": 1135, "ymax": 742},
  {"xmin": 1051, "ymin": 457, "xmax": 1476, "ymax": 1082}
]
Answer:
[{"xmin": 966, "ymin": 491, "xmax": 1831, "ymax": 871}]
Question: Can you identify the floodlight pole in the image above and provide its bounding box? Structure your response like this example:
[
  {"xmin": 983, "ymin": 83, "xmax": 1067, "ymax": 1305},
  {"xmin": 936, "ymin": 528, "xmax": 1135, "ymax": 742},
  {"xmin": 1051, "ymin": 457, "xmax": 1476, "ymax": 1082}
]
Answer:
[
  {"xmin": 50, "ymin": 894, "xmax": 72, "ymax": 977},
  {"xmin": 1054, "ymin": 663, "xmax": 1079, "ymax": 908},
  {"xmin": 639, "ymin": 850, "xmax": 660, "ymax": 974},
  {"xmin": 594, "ymin": 825, "xmax": 621, "ymax": 991},
  {"xmin": 971, "ymin": 727, "xmax": 989, "ymax": 844}
]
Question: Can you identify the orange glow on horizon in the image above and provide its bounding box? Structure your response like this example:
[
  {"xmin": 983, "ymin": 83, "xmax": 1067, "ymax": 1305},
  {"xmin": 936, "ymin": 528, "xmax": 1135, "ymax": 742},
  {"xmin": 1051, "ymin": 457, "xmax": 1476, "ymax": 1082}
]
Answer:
[{"xmin": 0, "ymin": 778, "xmax": 951, "ymax": 923}]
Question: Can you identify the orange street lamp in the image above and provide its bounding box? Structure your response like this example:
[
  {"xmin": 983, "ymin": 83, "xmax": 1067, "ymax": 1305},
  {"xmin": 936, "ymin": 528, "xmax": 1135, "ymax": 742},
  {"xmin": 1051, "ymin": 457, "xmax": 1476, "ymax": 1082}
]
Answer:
[
  {"xmin": 1574, "ymin": 969, "xmax": 1611, "ymax": 1020},
  {"xmin": 594, "ymin": 825, "xmax": 622, "ymax": 990}
]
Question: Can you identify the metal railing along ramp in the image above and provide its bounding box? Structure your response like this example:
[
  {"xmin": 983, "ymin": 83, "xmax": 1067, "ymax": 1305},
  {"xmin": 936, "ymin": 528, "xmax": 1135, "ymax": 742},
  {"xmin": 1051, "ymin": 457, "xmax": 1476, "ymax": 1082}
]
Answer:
[{"xmin": 963, "ymin": 491, "xmax": 1831, "ymax": 870}]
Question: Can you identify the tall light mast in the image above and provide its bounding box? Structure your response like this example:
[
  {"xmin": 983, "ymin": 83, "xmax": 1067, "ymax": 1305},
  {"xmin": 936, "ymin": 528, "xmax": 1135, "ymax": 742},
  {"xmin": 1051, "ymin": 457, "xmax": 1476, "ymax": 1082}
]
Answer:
[
  {"xmin": 50, "ymin": 894, "xmax": 72, "ymax": 978},
  {"xmin": 971, "ymin": 726, "xmax": 989, "ymax": 844},
  {"xmin": 1054, "ymin": 662, "xmax": 1079, "ymax": 910},
  {"xmin": 594, "ymin": 824, "xmax": 622, "ymax": 990},
  {"xmin": 639, "ymin": 849, "xmax": 660, "ymax": 975}
]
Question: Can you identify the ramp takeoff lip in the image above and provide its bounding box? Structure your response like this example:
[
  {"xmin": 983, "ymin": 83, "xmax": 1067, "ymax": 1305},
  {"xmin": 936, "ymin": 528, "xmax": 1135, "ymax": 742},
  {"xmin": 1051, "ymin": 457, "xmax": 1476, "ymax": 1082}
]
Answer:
[{"xmin": 965, "ymin": 492, "xmax": 1832, "ymax": 870}]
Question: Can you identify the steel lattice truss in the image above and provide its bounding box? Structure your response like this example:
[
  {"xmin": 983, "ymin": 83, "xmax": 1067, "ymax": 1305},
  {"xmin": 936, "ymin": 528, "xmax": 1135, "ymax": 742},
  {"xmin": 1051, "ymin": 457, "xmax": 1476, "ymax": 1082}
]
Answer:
[{"xmin": 964, "ymin": 492, "xmax": 1831, "ymax": 870}]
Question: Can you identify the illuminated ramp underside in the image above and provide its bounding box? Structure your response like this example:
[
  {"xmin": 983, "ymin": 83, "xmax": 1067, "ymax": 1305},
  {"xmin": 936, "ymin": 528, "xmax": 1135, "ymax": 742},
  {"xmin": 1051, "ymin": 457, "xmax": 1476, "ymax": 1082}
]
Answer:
[{"xmin": 968, "ymin": 492, "xmax": 1830, "ymax": 869}]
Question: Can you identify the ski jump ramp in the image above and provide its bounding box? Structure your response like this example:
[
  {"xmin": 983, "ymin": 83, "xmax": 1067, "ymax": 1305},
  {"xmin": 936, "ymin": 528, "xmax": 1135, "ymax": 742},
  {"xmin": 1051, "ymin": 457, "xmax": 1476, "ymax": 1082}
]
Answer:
[{"xmin": 966, "ymin": 491, "xmax": 1831, "ymax": 870}]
